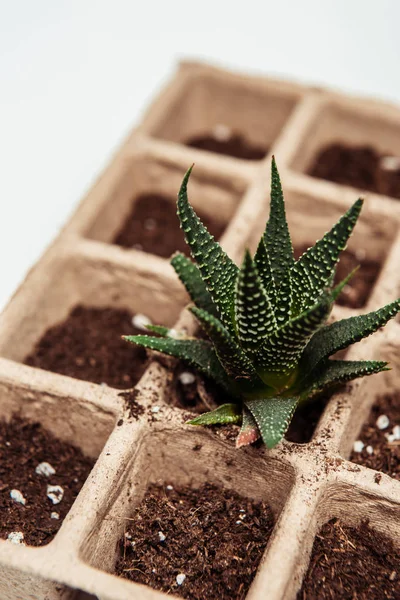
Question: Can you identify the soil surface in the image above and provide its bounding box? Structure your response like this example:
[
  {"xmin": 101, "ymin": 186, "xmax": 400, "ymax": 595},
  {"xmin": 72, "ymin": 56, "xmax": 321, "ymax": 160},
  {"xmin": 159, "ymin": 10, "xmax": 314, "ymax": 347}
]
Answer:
[
  {"xmin": 113, "ymin": 193, "xmax": 226, "ymax": 257},
  {"xmin": 0, "ymin": 417, "xmax": 94, "ymax": 546},
  {"xmin": 295, "ymin": 244, "xmax": 380, "ymax": 309},
  {"xmin": 186, "ymin": 132, "xmax": 267, "ymax": 160},
  {"xmin": 350, "ymin": 392, "xmax": 400, "ymax": 480},
  {"xmin": 24, "ymin": 305, "xmax": 149, "ymax": 389},
  {"xmin": 116, "ymin": 483, "xmax": 274, "ymax": 599},
  {"xmin": 286, "ymin": 395, "xmax": 331, "ymax": 444},
  {"xmin": 298, "ymin": 518, "xmax": 400, "ymax": 599},
  {"xmin": 308, "ymin": 143, "xmax": 400, "ymax": 199}
]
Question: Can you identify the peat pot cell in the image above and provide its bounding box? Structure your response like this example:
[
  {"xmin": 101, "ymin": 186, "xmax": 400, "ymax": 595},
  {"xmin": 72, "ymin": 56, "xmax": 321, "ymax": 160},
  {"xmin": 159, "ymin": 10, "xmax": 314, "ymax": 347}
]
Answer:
[
  {"xmin": 350, "ymin": 390, "xmax": 400, "ymax": 481},
  {"xmin": 290, "ymin": 101, "xmax": 400, "ymax": 201},
  {"xmin": 297, "ymin": 518, "xmax": 400, "ymax": 600},
  {"xmin": 308, "ymin": 144, "xmax": 400, "ymax": 199},
  {"xmin": 0, "ymin": 415, "xmax": 94, "ymax": 547},
  {"xmin": 115, "ymin": 482, "xmax": 274, "ymax": 600},
  {"xmin": 113, "ymin": 192, "xmax": 226, "ymax": 257},
  {"xmin": 294, "ymin": 244, "xmax": 381, "ymax": 309},
  {"xmin": 24, "ymin": 305, "xmax": 152, "ymax": 389},
  {"xmin": 147, "ymin": 72, "xmax": 299, "ymax": 161},
  {"xmin": 84, "ymin": 154, "xmax": 243, "ymax": 255}
]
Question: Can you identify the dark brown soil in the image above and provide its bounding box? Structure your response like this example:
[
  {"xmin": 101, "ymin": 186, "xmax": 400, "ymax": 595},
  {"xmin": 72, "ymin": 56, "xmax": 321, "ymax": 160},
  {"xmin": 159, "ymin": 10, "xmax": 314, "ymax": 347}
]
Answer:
[
  {"xmin": 0, "ymin": 417, "xmax": 94, "ymax": 546},
  {"xmin": 115, "ymin": 483, "xmax": 274, "ymax": 599},
  {"xmin": 113, "ymin": 193, "xmax": 226, "ymax": 257},
  {"xmin": 350, "ymin": 392, "xmax": 400, "ymax": 480},
  {"xmin": 294, "ymin": 245, "xmax": 381, "ymax": 309},
  {"xmin": 308, "ymin": 144, "xmax": 400, "ymax": 199},
  {"xmin": 285, "ymin": 396, "xmax": 331, "ymax": 444},
  {"xmin": 186, "ymin": 133, "xmax": 267, "ymax": 160},
  {"xmin": 24, "ymin": 305, "xmax": 149, "ymax": 389},
  {"xmin": 298, "ymin": 518, "xmax": 400, "ymax": 599}
]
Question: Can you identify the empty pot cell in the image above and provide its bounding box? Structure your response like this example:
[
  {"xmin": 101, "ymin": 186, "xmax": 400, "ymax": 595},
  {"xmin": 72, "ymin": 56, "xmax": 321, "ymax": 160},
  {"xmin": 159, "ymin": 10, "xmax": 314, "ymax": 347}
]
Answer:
[
  {"xmin": 0, "ymin": 384, "xmax": 115, "ymax": 547},
  {"xmin": 291, "ymin": 100, "xmax": 400, "ymax": 199},
  {"xmin": 84, "ymin": 154, "xmax": 244, "ymax": 257},
  {"xmin": 350, "ymin": 390, "xmax": 400, "ymax": 481},
  {"xmin": 149, "ymin": 72, "xmax": 299, "ymax": 160},
  {"xmin": 284, "ymin": 189, "xmax": 397, "ymax": 309},
  {"xmin": 298, "ymin": 518, "xmax": 400, "ymax": 599},
  {"xmin": 0, "ymin": 253, "xmax": 184, "ymax": 386},
  {"xmin": 79, "ymin": 428, "xmax": 294, "ymax": 598}
]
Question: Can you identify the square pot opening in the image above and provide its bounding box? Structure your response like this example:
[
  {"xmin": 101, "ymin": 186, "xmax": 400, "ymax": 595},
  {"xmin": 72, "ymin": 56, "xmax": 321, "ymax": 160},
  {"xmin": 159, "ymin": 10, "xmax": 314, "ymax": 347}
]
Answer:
[
  {"xmin": 290, "ymin": 100, "xmax": 400, "ymax": 200},
  {"xmin": 0, "ymin": 378, "xmax": 116, "ymax": 548},
  {"xmin": 78, "ymin": 426, "xmax": 295, "ymax": 598},
  {"xmin": 288, "ymin": 481, "xmax": 400, "ymax": 600},
  {"xmin": 146, "ymin": 72, "xmax": 300, "ymax": 161},
  {"xmin": 0, "ymin": 252, "xmax": 185, "ymax": 388},
  {"xmin": 83, "ymin": 153, "xmax": 246, "ymax": 258}
]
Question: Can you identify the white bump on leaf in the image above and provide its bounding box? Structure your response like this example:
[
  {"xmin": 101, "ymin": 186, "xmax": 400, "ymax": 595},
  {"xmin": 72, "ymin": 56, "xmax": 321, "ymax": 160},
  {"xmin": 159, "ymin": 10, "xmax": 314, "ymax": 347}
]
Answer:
[
  {"xmin": 176, "ymin": 573, "xmax": 186, "ymax": 586},
  {"xmin": 376, "ymin": 415, "xmax": 390, "ymax": 430},
  {"xmin": 10, "ymin": 489, "xmax": 26, "ymax": 505},
  {"xmin": 178, "ymin": 371, "xmax": 196, "ymax": 385},
  {"xmin": 47, "ymin": 485, "xmax": 64, "ymax": 505},
  {"xmin": 7, "ymin": 532, "xmax": 25, "ymax": 545},
  {"xmin": 353, "ymin": 440, "xmax": 364, "ymax": 453},
  {"xmin": 132, "ymin": 313, "xmax": 152, "ymax": 331},
  {"xmin": 35, "ymin": 462, "xmax": 56, "ymax": 477}
]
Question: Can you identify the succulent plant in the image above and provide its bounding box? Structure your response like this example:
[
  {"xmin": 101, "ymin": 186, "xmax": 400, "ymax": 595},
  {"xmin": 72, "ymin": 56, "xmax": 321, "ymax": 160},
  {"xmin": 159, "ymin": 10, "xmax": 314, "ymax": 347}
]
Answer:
[{"xmin": 125, "ymin": 158, "xmax": 400, "ymax": 449}]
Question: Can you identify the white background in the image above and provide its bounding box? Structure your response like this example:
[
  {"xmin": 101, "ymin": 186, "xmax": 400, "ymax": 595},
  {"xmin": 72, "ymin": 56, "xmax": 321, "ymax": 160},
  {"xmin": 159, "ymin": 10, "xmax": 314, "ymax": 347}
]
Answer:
[{"xmin": 0, "ymin": 0, "xmax": 399, "ymax": 310}]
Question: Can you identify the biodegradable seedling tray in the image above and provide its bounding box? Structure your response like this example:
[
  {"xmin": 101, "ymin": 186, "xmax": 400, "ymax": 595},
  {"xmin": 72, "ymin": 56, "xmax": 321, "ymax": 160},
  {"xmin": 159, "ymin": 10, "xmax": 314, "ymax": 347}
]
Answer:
[{"xmin": 1, "ymin": 61, "xmax": 400, "ymax": 600}]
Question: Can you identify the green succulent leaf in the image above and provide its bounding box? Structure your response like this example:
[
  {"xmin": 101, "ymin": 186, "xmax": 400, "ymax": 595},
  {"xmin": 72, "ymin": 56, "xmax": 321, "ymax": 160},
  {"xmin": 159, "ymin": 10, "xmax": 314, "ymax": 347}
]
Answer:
[
  {"xmin": 304, "ymin": 359, "xmax": 389, "ymax": 400},
  {"xmin": 171, "ymin": 252, "xmax": 217, "ymax": 316},
  {"xmin": 190, "ymin": 306, "xmax": 257, "ymax": 380},
  {"xmin": 186, "ymin": 403, "xmax": 242, "ymax": 426},
  {"xmin": 254, "ymin": 237, "xmax": 276, "ymax": 303},
  {"xmin": 145, "ymin": 324, "xmax": 171, "ymax": 336},
  {"xmin": 291, "ymin": 199, "xmax": 363, "ymax": 316},
  {"xmin": 263, "ymin": 157, "xmax": 294, "ymax": 324},
  {"xmin": 235, "ymin": 250, "xmax": 276, "ymax": 353},
  {"xmin": 300, "ymin": 299, "xmax": 400, "ymax": 379},
  {"xmin": 255, "ymin": 296, "xmax": 332, "ymax": 385},
  {"xmin": 177, "ymin": 167, "xmax": 238, "ymax": 335},
  {"xmin": 236, "ymin": 406, "xmax": 261, "ymax": 448},
  {"xmin": 245, "ymin": 396, "xmax": 299, "ymax": 449},
  {"xmin": 124, "ymin": 335, "xmax": 235, "ymax": 395},
  {"xmin": 329, "ymin": 266, "xmax": 360, "ymax": 303}
]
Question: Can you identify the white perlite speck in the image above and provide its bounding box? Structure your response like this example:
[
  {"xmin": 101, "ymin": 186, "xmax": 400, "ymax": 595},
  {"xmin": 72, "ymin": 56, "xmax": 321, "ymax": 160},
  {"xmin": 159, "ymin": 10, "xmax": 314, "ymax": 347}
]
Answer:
[
  {"xmin": 10, "ymin": 489, "xmax": 26, "ymax": 505},
  {"xmin": 47, "ymin": 485, "xmax": 64, "ymax": 505},
  {"xmin": 376, "ymin": 415, "xmax": 390, "ymax": 430},
  {"xmin": 176, "ymin": 574, "xmax": 186, "ymax": 586},
  {"xmin": 151, "ymin": 406, "xmax": 160, "ymax": 413},
  {"xmin": 51, "ymin": 512, "xmax": 60, "ymax": 520},
  {"xmin": 167, "ymin": 328, "xmax": 183, "ymax": 339},
  {"xmin": 212, "ymin": 123, "xmax": 232, "ymax": 141},
  {"xmin": 132, "ymin": 313, "xmax": 152, "ymax": 331},
  {"xmin": 380, "ymin": 155, "xmax": 400, "ymax": 171},
  {"xmin": 353, "ymin": 440, "xmax": 364, "ymax": 453},
  {"xmin": 35, "ymin": 462, "xmax": 56, "ymax": 477},
  {"xmin": 7, "ymin": 532, "xmax": 25, "ymax": 545},
  {"xmin": 392, "ymin": 425, "xmax": 400, "ymax": 440},
  {"xmin": 166, "ymin": 485, "xmax": 173, "ymax": 491},
  {"xmin": 178, "ymin": 371, "xmax": 196, "ymax": 385},
  {"xmin": 158, "ymin": 531, "xmax": 166, "ymax": 542},
  {"xmin": 366, "ymin": 445, "xmax": 374, "ymax": 455}
]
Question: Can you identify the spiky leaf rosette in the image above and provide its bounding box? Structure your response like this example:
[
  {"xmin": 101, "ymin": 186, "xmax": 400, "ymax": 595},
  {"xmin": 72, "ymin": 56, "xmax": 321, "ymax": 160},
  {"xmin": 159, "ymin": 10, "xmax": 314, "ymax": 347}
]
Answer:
[{"xmin": 125, "ymin": 158, "xmax": 400, "ymax": 449}]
